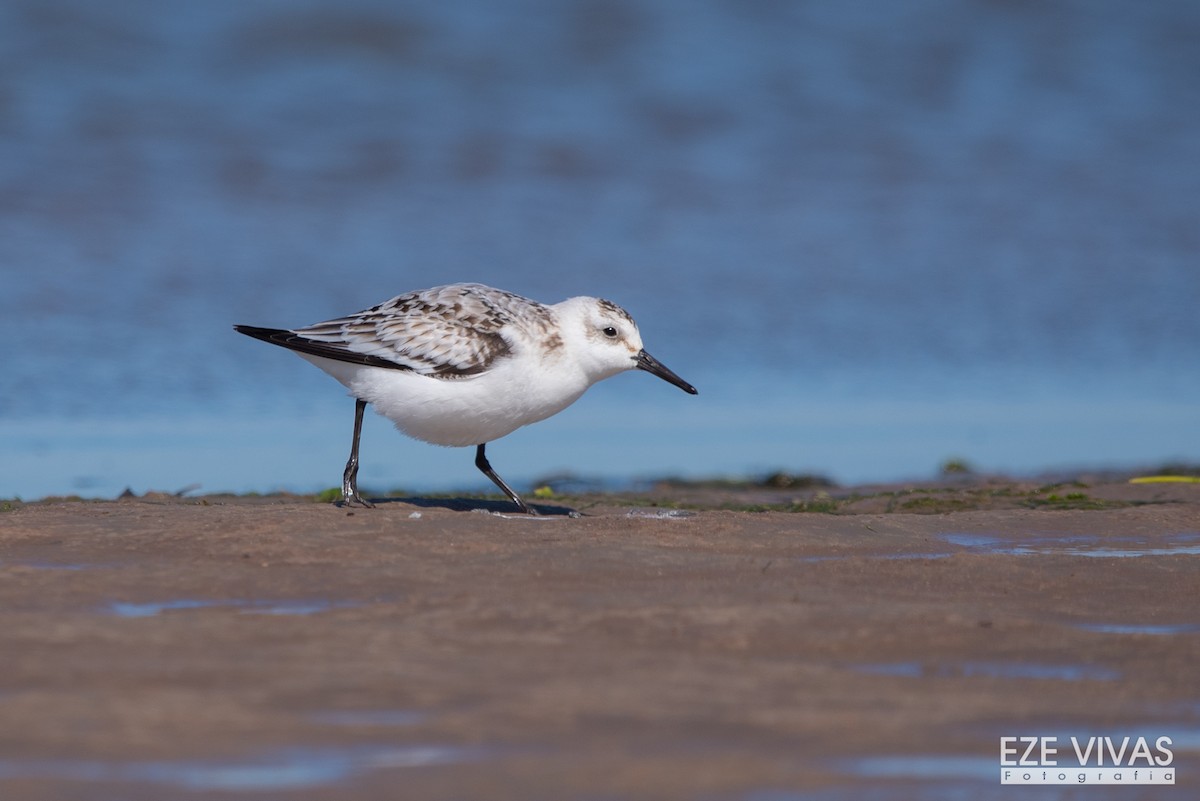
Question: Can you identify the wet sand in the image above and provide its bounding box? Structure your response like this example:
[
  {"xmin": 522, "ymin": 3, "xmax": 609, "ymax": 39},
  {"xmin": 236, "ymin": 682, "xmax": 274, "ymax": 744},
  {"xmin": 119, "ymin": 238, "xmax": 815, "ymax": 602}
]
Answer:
[{"xmin": 1, "ymin": 480, "xmax": 1198, "ymax": 799}]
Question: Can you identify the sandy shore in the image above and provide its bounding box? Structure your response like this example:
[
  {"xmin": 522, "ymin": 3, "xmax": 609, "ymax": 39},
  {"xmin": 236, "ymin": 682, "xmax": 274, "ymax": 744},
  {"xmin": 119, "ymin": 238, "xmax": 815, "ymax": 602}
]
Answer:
[{"xmin": 1, "ymin": 480, "xmax": 1198, "ymax": 799}]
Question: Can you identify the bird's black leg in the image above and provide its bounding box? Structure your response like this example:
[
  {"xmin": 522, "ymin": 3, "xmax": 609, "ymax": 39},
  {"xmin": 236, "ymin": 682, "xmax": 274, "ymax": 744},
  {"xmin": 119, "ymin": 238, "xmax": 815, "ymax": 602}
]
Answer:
[
  {"xmin": 474, "ymin": 443, "xmax": 535, "ymax": 514},
  {"xmin": 340, "ymin": 398, "xmax": 374, "ymax": 508}
]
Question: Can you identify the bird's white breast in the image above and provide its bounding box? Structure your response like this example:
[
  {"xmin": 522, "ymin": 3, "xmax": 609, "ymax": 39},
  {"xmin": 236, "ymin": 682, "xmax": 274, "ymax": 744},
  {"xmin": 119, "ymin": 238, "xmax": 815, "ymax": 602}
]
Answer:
[{"xmin": 300, "ymin": 348, "xmax": 591, "ymax": 447}]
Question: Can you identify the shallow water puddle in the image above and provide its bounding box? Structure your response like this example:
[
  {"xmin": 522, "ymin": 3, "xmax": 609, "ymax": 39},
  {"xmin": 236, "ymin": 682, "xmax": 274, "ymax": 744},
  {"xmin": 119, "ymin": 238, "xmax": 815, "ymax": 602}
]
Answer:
[
  {"xmin": 311, "ymin": 710, "xmax": 426, "ymax": 727},
  {"xmin": 106, "ymin": 599, "xmax": 357, "ymax": 618},
  {"xmin": 845, "ymin": 755, "xmax": 998, "ymax": 781},
  {"xmin": 1076, "ymin": 622, "xmax": 1200, "ymax": 636},
  {"xmin": 0, "ymin": 744, "xmax": 473, "ymax": 791},
  {"xmin": 0, "ymin": 560, "xmax": 93, "ymax": 571},
  {"xmin": 740, "ymin": 784, "xmax": 1065, "ymax": 801},
  {"xmin": 852, "ymin": 662, "xmax": 1119, "ymax": 681},
  {"xmin": 800, "ymin": 552, "xmax": 955, "ymax": 564},
  {"xmin": 751, "ymin": 784, "xmax": 1099, "ymax": 801},
  {"xmin": 941, "ymin": 532, "xmax": 1200, "ymax": 558},
  {"xmin": 790, "ymin": 532, "xmax": 1200, "ymax": 564},
  {"xmin": 625, "ymin": 508, "xmax": 696, "ymax": 520}
]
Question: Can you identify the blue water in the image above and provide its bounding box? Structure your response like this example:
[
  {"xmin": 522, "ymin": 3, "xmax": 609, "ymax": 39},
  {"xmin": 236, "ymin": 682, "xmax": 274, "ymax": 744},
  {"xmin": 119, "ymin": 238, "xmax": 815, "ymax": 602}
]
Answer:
[{"xmin": 2, "ymin": 1, "xmax": 1197, "ymax": 500}]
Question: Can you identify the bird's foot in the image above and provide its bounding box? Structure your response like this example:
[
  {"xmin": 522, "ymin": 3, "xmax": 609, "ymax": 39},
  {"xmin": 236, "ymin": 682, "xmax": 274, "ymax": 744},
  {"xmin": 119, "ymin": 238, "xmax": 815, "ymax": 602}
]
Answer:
[
  {"xmin": 338, "ymin": 488, "xmax": 375, "ymax": 508},
  {"xmin": 509, "ymin": 496, "xmax": 539, "ymax": 515}
]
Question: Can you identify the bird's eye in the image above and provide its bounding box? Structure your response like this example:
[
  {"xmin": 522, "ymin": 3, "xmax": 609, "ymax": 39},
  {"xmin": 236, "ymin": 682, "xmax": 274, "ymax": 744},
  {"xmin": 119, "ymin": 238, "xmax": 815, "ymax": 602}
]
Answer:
[{"xmin": 602, "ymin": 326, "xmax": 618, "ymax": 338}]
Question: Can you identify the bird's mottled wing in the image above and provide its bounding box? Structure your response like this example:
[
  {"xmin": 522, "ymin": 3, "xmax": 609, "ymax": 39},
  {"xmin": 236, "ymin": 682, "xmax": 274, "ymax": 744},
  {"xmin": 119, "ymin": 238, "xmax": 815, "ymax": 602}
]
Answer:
[{"xmin": 292, "ymin": 284, "xmax": 546, "ymax": 378}]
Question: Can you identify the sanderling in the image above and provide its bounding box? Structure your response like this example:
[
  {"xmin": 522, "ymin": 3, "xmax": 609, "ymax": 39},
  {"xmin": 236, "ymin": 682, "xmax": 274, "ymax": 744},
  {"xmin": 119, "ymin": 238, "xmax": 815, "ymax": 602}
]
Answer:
[{"xmin": 235, "ymin": 283, "xmax": 697, "ymax": 513}]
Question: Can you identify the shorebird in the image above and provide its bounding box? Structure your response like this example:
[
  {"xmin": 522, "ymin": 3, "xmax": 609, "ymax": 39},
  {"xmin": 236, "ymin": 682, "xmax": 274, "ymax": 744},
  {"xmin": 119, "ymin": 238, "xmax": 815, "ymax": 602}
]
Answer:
[{"xmin": 235, "ymin": 283, "xmax": 697, "ymax": 513}]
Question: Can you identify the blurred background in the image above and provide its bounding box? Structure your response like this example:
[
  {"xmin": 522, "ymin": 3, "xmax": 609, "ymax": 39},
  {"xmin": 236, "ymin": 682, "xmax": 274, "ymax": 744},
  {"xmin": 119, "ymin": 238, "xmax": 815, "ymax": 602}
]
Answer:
[{"xmin": 1, "ymin": 0, "xmax": 1197, "ymax": 500}]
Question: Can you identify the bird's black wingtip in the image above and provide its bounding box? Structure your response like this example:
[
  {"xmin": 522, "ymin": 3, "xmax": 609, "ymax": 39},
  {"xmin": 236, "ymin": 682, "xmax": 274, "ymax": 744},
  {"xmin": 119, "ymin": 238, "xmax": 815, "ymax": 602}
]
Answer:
[
  {"xmin": 233, "ymin": 323, "xmax": 416, "ymax": 372},
  {"xmin": 234, "ymin": 324, "xmax": 289, "ymax": 343}
]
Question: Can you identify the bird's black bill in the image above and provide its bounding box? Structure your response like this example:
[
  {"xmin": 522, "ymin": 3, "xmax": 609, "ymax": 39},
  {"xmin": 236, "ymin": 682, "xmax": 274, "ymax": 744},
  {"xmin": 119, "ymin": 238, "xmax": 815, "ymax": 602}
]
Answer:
[{"xmin": 635, "ymin": 349, "xmax": 698, "ymax": 395}]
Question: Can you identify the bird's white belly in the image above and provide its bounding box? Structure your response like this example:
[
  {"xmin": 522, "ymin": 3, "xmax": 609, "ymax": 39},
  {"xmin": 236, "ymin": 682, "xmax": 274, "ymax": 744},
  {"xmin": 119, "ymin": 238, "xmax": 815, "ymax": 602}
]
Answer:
[{"xmin": 300, "ymin": 354, "xmax": 588, "ymax": 447}]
